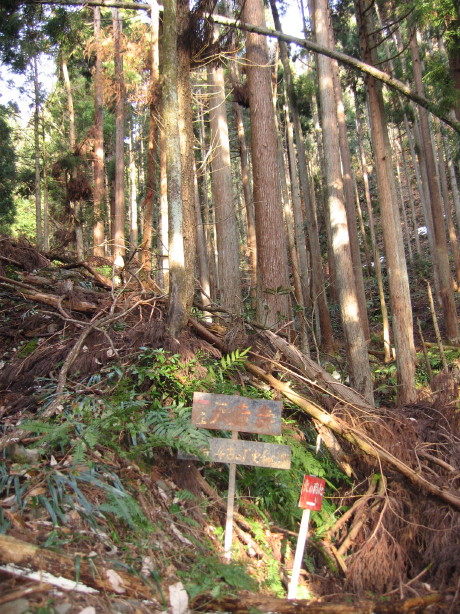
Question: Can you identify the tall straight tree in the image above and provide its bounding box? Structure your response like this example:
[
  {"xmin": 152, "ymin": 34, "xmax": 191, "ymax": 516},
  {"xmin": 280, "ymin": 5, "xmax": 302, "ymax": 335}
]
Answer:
[
  {"xmin": 141, "ymin": 0, "xmax": 160, "ymax": 273},
  {"xmin": 163, "ymin": 0, "xmax": 191, "ymax": 335},
  {"xmin": 128, "ymin": 119, "xmax": 138, "ymax": 254},
  {"xmin": 409, "ymin": 33, "xmax": 459, "ymax": 344},
  {"xmin": 355, "ymin": 0, "xmax": 417, "ymax": 404},
  {"xmin": 207, "ymin": 28, "xmax": 242, "ymax": 314},
  {"xmin": 92, "ymin": 6, "xmax": 105, "ymax": 258},
  {"xmin": 176, "ymin": 0, "xmax": 196, "ymax": 325},
  {"xmin": 327, "ymin": 29, "xmax": 369, "ymax": 340},
  {"xmin": 229, "ymin": 60, "xmax": 257, "ymax": 296},
  {"xmin": 270, "ymin": 0, "xmax": 334, "ymax": 351},
  {"xmin": 33, "ymin": 53, "xmax": 43, "ymax": 250},
  {"xmin": 241, "ymin": 0, "xmax": 291, "ymax": 328},
  {"xmin": 353, "ymin": 84, "xmax": 391, "ymax": 363},
  {"xmin": 112, "ymin": 7, "xmax": 125, "ymax": 266},
  {"xmin": 313, "ymin": 0, "xmax": 373, "ymax": 403},
  {"xmin": 62, "ymin": 56, "xmax": 84, "ymax": 259}
]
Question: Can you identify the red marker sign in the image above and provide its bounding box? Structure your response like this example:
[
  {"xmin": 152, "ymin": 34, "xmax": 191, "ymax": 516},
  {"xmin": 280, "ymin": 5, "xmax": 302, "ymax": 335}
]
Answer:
[{"xmin": 298, "ymin": 475, "xmax": 326, "ymax": 511}]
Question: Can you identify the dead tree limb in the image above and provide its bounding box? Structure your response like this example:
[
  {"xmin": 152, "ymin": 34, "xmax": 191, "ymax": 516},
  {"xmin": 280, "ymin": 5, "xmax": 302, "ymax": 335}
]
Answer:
[
  {"xmin": 190, "ymin": 591, "xmax": 442, "ymax": 613},
  {"xmin": 0, "ymin": 533, "xmax": 154, "ymax": 599},
  {"xmin": 258, "ymin": 330, "xmax": 374, "ymax": 410},
  {"xmin": 0, "ymin": 275, "xmax": 98, "ymax": 313}
]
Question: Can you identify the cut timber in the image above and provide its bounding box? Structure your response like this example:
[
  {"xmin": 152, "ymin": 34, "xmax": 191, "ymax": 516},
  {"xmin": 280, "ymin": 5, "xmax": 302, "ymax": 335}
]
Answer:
[
  {"xmin": 0, "ymin": 533, "xmax": 154, "ymax": 599},
  {"xmin": 191, "ymin": 591, "xmax": 442, "ymax": 613}
]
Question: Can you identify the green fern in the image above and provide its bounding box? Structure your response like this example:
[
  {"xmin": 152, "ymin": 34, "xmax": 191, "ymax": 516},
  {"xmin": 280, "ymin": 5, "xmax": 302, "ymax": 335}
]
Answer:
[{"xmin": 220, "ymin": 347, "xmax": 251, "ymax": 371}]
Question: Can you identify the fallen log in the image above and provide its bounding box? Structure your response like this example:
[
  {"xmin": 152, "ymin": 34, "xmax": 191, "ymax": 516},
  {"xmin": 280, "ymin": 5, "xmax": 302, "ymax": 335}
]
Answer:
[
  {"xmin": 244, "ymin": 362, "xmax": 460, "ymax": 511},
  {"xmin": 0, "ymin": 275, "xmax": 98, "ymax": 313},
  {"xmin": 190, "ymin": 319, "xmax": 460, "ymax": 511},
  {"xmin": 259, "ymin": 330, "xmax": 374, "ymax": 410},
  {"xmin": 191, "ymin": 591, "xmax": 442, "ymax": 613},
  {"xmin": 0, "ymin": 533, "xmax": 154, "ymax": 599}
]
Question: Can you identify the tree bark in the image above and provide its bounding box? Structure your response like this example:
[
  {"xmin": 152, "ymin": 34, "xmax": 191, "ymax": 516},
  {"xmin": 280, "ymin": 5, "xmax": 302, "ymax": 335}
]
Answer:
[
  {"xmin": 276, "ymin": 97, "xmax": 310, "ymax": 354},
  {"xmin": 92, "ymin": 6, "xmax": 106, "ymax": 258},
  {"xmin": 355, "ymin": 0, "xmax": 416, "ymax": 404},
  {"xmin": 112, "ymin": 7, "xmax": 126, "ymax": 266},
  {"xmin": 353, "ymin": 89, "xmax": 391, "ymax": 363},
  {"xmin": 207, "ymin": 38, "xmax": 242, "ymax": 314},
  {"xmin": 313, "ymin": 0, "xmax": 373, "ymax": 403},
  {"xmin": 241, "ymin": 0, "xmax": 291, "ymax": 329},
  {"xmin": 229, "ymin": 63, "xmax": 256, "ymax": 300},
  {"xmin": 409, "ymin": 34, "xmax": 459, "ymax": 344},
  {"xmin": 158, "ymin": 119, "xmax": 169, "ymax": 290},
  {"xmin": 436, "ymin": 127, "xmax": 460, "ymax": 286},
  {"xmin": 128, "ymin": 119, "xmax": 138, "ymax": 256},
  {"xmin": 194, "ymin": 161, "xmax": 211, "ymax": 317},
  {"xmin": 62, "ymin": 57, "xmax": 84, "ymax": 260},
  {"xmin": 177, "ymin": 0, "xmax": 196, "ymax": 324},
  {"xmin": 443, "ymin": 133, "xmax": 460, "ymax": 230},
  {"xmin": 141, "ymin": 0, "xmax": 160, "ymax": 273},
  {"xmin": 326, "ymin": 8, "xmax": 369, "ymax": 340},
  {"xmin": 33, "ymin": 54, "xmax": 43, "ymax": 250},
  {"xmin": 164, "ymin": 0, "xmax": 186, "ymax": 335}
]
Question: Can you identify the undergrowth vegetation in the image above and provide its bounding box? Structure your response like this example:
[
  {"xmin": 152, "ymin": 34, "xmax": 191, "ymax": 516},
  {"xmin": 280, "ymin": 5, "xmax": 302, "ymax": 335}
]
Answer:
[{"xmin": 0, "ymin": 345, "xmax": 349, "ymax": 597}]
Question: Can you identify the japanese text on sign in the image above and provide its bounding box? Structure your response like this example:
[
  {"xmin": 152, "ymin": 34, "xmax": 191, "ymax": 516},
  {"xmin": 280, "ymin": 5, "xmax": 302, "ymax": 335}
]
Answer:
[
  {"xmin": 192, "ymin": 391, "xmax": 282, "ymax": 435},
  {"xmin": 209, "ymin": 438, "xmax": 291, "ymax": 469},
  {"xmin": 298, "ymin": 475, "xmax": 326, "ymax": 511}
]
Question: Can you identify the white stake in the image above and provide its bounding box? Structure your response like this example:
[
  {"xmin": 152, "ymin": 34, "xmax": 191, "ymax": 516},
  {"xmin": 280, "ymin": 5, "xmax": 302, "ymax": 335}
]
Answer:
[
  {"xmin": 287, "ymin": 508, "xmax": 311, "ymax": 599},
  {"xmin": 224, "ymin": 431, "xmax": 238, "ymax": 560}
]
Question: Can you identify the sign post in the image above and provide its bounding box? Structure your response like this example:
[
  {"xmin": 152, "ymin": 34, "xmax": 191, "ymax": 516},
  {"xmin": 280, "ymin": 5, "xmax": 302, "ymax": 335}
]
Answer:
[
  {"xmin": 287, "ymin": 475, "xmax": 326, "ymax": 599},
  {"xmin": 224, "ymin": 431, "xmax": 238, "ymax": 560},
  {"xmin": 191, "ymin": 392, "xmax": 291, "ymax": 560}
]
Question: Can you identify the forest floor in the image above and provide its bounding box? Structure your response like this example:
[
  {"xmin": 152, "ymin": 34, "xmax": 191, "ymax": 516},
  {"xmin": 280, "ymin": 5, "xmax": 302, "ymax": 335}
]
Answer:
[{"xmin": 0, "ymin": 237, "xmax": 459, "ymax": 614}]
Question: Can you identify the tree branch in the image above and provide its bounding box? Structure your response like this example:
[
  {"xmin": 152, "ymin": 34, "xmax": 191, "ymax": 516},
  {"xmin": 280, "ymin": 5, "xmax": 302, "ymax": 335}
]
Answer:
[{"xmin": 31, "ymin": 0, "xmax": 460, "ymax": 134}]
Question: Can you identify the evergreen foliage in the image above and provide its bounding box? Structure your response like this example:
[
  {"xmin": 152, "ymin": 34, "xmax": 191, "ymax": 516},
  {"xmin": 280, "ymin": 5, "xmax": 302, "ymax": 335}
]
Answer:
[{"xmin": 0, "ymin": 105, "xmax": 17, "ymax": 233}]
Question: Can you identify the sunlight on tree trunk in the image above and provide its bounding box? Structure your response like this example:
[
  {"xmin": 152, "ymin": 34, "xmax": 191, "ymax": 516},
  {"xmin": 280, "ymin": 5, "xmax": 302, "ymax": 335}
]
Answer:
[
  {"xmin": 112, "ymin": 7, "xmax": 126, "ymax": 267},
  {"xmin": 314, "ymin": 0, "xmax": 373, "ymax": 403},
  {"xmin": 207, "ymin": 35, "xmax": 242, "ymax": 314},
  {"xmin": 92, "ymin": 6, "xmax": 106, "ymax": 258},
  {"xmin": 356, "ymin": 0, "xmax": 416, "ymax": 404},
  {"xmin": 164, "ymin": 0, "xmax": 187, "ymax": 336}
]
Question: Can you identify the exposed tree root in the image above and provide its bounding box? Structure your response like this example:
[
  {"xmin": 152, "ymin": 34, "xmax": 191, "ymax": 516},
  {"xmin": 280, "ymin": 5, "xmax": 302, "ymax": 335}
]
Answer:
[{"xmin": 245, "ymin": 361, "xmax": 460, "ymax": 511}]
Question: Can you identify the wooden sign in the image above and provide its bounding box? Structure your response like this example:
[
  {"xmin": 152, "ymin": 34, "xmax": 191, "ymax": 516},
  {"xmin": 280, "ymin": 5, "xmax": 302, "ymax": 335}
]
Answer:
[
  {"xmin": 192, "ymin": 391, "xmax": 282, "ymax": 435},
  {"xmin": 190, "ymin": 392, "xmax": 290, "ymax": 561},
  {"xmin": 209, "ymin": 438, "xmax": 291, "ymax": 469},
  {"xmin": 298, "ymin": 475, "xmax": 326, "ymax": 511}
]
